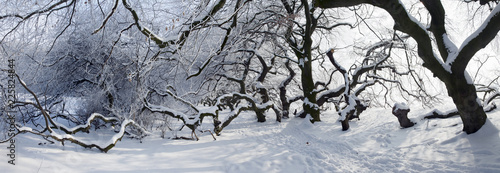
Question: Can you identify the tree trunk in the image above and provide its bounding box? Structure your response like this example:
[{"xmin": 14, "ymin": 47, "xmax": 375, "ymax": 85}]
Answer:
[
  {"xmin": 273, "ymin": 107, "xmax": 282, "ymax": 122},
  {"xmin": 313, "ymin": 0, "xmax": 499, "ymax": 134},
  {"xmin": 280, "ymin": 60, "xmax": 295, "ymax": 119},
  {"xmin": 301, "ymin": 59, "xmax": 320, "ymax": 122},
  {"xmin": 444, "ymin": 74, "xmax": 487, "ymax": 134},
  {"xmin": 392, "ymin": 104, "xmax": 414, "ymax": 128},
  {"xmin": 256, "ymin": 110, "xmax": 266, "ymax": 122},
  {"xmin": 341, "ymin": 119, "xmax": 349, "ymax": 131},
  {"xmin": 281, "ymin": 100, "xmax": 290, "ymax": 119}
]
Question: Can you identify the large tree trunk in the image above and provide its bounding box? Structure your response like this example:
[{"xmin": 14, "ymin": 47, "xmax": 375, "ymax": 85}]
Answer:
[
  {"xmin": 314, "ymin": 0, "xmax": 500, "ymax": 134},
  {"xmin": 444, "ymin": 74, "xmax": 487, "ymax": 134},
  {"xmin": 301, "ymin": 59, "xmax": 320, "ymax": 122}
]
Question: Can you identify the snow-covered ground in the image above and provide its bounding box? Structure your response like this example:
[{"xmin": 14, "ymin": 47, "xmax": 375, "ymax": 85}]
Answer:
[{"xmin": 2, "ymin": 103, "xmax": 500, "ymax": 173}]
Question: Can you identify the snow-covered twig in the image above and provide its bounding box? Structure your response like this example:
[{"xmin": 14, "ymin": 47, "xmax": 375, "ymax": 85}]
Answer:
[{"xmin": 0, "ymin": 119, "xmax": 142, "ymax": 153}]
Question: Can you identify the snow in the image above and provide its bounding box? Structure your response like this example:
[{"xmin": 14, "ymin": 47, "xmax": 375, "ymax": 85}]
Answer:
[
  {"xmin": 393, "ymin": 102, "xmax": 409, "ymax": 111},
  {"xmin": 198, "ymin": 106, "xmax": 218, "ymax": 115},
  {"xmin": 107, "ymin": 119, "xmax": 132, "ymax": 145},
  {"xmin": 298, "ymin": 58, "xmax": 304, "ymax": 68},
  {"xmin": 437, "ymin": 51, "xmax": 452, "ymax": 73},
  {"xmin": 395, "ymin": 0, "xmax": 427, "ymax": 32},
  {"xmin": 142, "ymin": 26, "xmax": 166, "ymax": 41},
  {"xmin": 5, "ymin": 103, "xmax": 499, "ymax": 172},
  {"xmin": 17, "ymin": 126, "xmax": 32, "ymax": 132},
  {"xmin": 191, "ymin": 0, "xmax": 222, "ymax": 22},
  {"xmin": 52, "ymin": 113, "xmax": 119, "ymax": 133},
  {"xmin": 256, "ymin": 101, "xmax": 273, "ymax": 110},
  {"xmin": 443, "ymin": 33, "xmax": 458, "ymax": 59},
  {"xmin": 303, "ymin": 97, "xmax": 319, "ymax": 110},
  {"xmin": 254, "ymin": 82, "xmax": 264, "ymax": 89},
  {"xmin": 3, "ymin": 1, "xmax": 500, "ymax": 172},
  {"xmin": 147, "ymin": 103, "xmax": 200, "ymax": 125},
  {"xmin": 457, "ymin": 4, "xmax": 500, "ymax": 58},
  {"xmin": 444, "ymin": 3, "xmax": 498, "ymax": 66},
  {"xmin": 407, "ymin": 14, "xmax": 427, "ymax": 32},
  {"xmin": 477, "ymin": 97, "xmax": 483, "ymax": 106},
  {"xmin": 398, "ymin": 0, "xmax": 459, "ymax": 74},
  {"xmin": 464, "ymin": 71, "xmax": 474, "ymax": 84},
  {"xmin": 317, "ymin": 86, "xmax": 343, "ymax": 99},
  {"xmin": 338, "ymin": 95, "xmax": 356, "ymax": 121}
]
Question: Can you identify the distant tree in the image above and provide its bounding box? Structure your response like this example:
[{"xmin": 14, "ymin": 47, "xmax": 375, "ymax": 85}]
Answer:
[{"xmin": 315, "ymin": 0, "xmax": 500, "ymax": 134}]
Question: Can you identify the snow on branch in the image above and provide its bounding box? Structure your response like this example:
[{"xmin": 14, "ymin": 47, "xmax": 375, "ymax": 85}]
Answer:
[
  {"xmin": 1, "ymin": 0, "xmax": 76, "ymax": 44},
  {"xmin": 420, "ymin": 0, "xmax": 458, "ymax": 63},
  {"xmin": 451, "ymin": 4, "xmax": 500, "ymax": 71},
  {"xmin": 320, "ymin": 34, "xmax": 413, "ymax": 130},
  {"xmin": 213, "ymin": 92, "xmax": 274, "ymax": 134},
  {"xmin": 187, "ymin": 1, "xmax": 243, "ymax": 80},
  {"xmin": 118, "ymin": 0, "xmax": 233, "ymax": 59},
  {"xmin": 122, "ymin": 0, "xmax": 173, "ymax": 48},
  {"xmin": 52, "ymin": 113, "xmax": 120, "ymax": 134},
  {"xmin": 14, "ymin": 74, "xmax": 125, "ymax": 135},
  {"xmin": 0, "ymin": 0, "xmax": 75, "ymax": 20},
  {"xmin": 144, "ymin": 98, "xmax": 201, "ymax": 129},
  {"xmin": 325, "ymin": 49, "xmax": 364, "ymax": 130},
  {"xmin": 338, "ymin": 95, "xmax": 356, "ymax": 121},
  {"xmin": 423, "ymin": 103, "xmax": 497, "ymax": 119},
  {"xmin": 1, "ymin": 119, "xmax": 143, "ymax": 153},
  {"xmin": 143, "ymin": 94, "xmax": 218, "ymax": 140},
  {"xmin": 317, "ymin": 86, "xmax": 344, "ymax": 106},
  {"xmin": 144, "ymin": 89, "xmax": 275, "ymax": 136},
  {"xmin": 148, "ymin": 88, "xmax": 199, "ymax": 112},
  {"xmin": 423, "ymin": 109, "xmax": 459, "ymax": 119},
  {"xmin": 8, "ymin": 74, "xmax": 148, "ymax": 152},
  {"xmin": 316, "ymin": 0, "xmax": 453, "ymax": 76},
  {"xmin": 15, "ymin": 74, "xmax": 55, "ymax": 133}
]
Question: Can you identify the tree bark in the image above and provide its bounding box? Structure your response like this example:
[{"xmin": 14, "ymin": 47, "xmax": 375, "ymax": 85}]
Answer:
[
  {"xmin": 444, "ymin": 74, "xmax": 487, "ymax": 134},
  {"xmin": 300, "ymin": 0, "xmax": 320, "ymax": 122},
  {"xmin": 256, "ymin": 109, "xmax": 266, "ymax": 122},
  {"xmin": 341, "ymin": 119, "xmax": 350, "ymax": 131},
  {"xmin": 301, "ymin": 58, "xmax": 321, "ymax": 122},
  {"xmin": 392, "ymin": 104, "xmax": 414, "ymax": 128},
  {"xmin": 279, "ymin": 60, "xmax": 295, "ymax": 119}
]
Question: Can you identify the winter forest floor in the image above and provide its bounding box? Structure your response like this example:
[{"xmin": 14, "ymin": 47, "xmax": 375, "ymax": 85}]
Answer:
[{"xmin": 2, "ymin": 104, "xmax": 500, "ymax": 173}]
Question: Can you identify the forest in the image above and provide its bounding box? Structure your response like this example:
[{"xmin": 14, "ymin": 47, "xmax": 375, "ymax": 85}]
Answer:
[{"xmin": 1, "ymin": 0, "xmax": 500, "ymax": 172}]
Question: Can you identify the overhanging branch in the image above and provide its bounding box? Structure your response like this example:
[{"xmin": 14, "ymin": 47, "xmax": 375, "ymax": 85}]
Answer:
[{"xmin": 453, "ymin": 4, "xmax": 500, "ymax": 72}]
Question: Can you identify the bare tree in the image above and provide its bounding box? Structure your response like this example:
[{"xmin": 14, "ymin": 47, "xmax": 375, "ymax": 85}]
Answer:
[
  {"xmin": 315, "ymin": 0, "xmax": 500, "ymax": 134},
  {"xmin": 276, "ymin": 0, "xmax": 356, "ymax": 122}
]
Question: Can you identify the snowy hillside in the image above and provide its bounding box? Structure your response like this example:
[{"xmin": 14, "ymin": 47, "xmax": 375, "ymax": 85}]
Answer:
[{"xmin": 2, "ymin": 103, "xmax": 499, "ymax": 172}]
